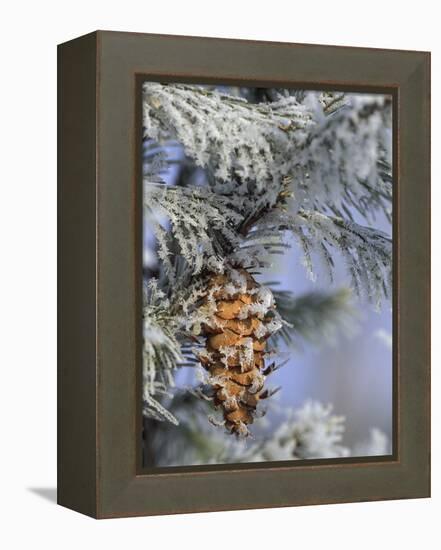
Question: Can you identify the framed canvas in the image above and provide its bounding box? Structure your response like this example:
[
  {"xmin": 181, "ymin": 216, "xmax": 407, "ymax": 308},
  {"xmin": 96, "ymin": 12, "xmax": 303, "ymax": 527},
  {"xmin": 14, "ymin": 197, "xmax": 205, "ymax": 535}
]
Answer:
[{"xmin": 58, "ymin": 31, "xmax": 430, "ymax": 518}]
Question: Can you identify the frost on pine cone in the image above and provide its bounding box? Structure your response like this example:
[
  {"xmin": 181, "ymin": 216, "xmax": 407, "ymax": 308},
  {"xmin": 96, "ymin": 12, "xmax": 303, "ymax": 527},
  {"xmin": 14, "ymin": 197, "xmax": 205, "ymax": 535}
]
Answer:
[{"xmin": 195, "ymin": 267, "xmax": 282, "ymax": 437}]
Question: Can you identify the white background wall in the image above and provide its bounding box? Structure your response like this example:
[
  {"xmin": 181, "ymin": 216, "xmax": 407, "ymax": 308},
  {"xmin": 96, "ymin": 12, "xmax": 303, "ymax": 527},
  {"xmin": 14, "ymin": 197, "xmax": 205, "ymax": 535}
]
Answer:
[{"xmin": 1, "ymin": 1, "xmax": 438, "ymax": 548}]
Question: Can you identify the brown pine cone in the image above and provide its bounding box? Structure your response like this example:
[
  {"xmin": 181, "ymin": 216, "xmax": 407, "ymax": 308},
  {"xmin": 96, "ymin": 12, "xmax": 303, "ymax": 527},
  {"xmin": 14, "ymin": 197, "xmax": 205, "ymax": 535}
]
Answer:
[{"xmin": 195, "ymin": 267, "xmax": 281, "ymax": 437}]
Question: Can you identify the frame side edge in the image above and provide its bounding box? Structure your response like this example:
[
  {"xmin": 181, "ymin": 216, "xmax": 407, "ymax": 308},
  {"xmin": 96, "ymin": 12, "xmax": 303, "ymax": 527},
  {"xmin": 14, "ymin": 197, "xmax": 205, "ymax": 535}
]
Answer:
[{"xmin": 57, "ymin": 32, "xmax": 98, "ymax": 518}]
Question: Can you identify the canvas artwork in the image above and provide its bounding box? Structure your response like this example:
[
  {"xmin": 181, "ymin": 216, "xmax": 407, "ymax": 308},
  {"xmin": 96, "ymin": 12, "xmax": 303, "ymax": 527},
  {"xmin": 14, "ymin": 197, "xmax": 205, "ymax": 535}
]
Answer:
[{"xmin": 141, "ymin": 82, "xmax": 393, "ymax": 469}]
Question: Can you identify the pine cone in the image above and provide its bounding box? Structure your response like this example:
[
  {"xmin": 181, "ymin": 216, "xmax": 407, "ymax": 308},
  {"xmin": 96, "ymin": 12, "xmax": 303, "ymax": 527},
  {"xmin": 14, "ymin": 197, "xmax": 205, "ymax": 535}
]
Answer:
[{"xmin": 196, "ymin": 267, "xmax": 281, "ymax": 437}]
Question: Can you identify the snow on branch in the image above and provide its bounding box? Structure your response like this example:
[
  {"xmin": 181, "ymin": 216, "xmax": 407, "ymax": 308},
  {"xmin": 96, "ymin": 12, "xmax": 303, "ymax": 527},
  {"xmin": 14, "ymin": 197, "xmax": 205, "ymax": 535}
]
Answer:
[
  {"xmin": 143, "ymin": 82, "xmax": 313, "ymax": 209},
  {"xmin": 251, "ymin": 208, "xmax": 392, "ymax": 306},
  {"xmin": 302, "ymin": 93, "xmax": 393, "ymax": 222},
  {"xmin": 145, "ymin": 183, "xmax": 244, "ymax": 276},
  {"xmin": 296, "ymin": 210, "xmax": 392, "ymax": 305},
  {"xmin": 143, "ymin": 83, "xmax": 392, "ymax": 222},
  {"xmin": 145, "ymin": 183, "xmax": 391, "ymax": 306},
  {"xmin": 143, "ymin": 258, "xmax": 231, "ymax": 425},
  {"xmin": 142, "ymin": 280, "xmax": 182, "ymax": 425},
  {"xmin": 251, "ymin": 401, "xmax": 350, "ymax": 461},
  {"xmin": 146, "ymin": 398, "xmax": 389, "ymax": 466}
]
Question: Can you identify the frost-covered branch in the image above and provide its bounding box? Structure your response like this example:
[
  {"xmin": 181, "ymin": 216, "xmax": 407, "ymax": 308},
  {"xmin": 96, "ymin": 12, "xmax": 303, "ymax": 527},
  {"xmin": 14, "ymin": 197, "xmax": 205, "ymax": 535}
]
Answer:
[
  {"xmin": 145, "ymin": 185, "xmax": 391, "ymax": 305},
  {"xmin": 250, "ymin": 208, "xmax": 392, "ymax": 305},
  {"xmin": 143, "ymin": 82, "xmax": 313, "ymax": 213},
  {"xmin": 142, "ymin": 280, "xmax": 182, "ymax": 424},
  {"xmin": 145, "ymin": 183, "xmax": 243, "ymax": 276},
  {"xmin": 295, "ymin": 210, "xmax": 392, "ymax": 305},
  {"xmin": 249, "ymin": 401, "xmax": 350, "ymax": 461},
  {"xmin": 143, "ymin": 84, "xmax": 392, "ymax": 304},
  {"xmin": 142, "ymin": 258, "xmax": 225, "ymax": 425},
  {"xmin": 302, "ymin": 93, "xmax": 393, "ymax": 223},
  {"xmin": 143, "ymin": 83, "xmax": 392, "ymax": 221}
]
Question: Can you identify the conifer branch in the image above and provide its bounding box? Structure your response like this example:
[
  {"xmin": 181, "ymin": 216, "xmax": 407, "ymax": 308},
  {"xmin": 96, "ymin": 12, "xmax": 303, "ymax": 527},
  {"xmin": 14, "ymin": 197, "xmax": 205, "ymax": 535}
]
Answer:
[{"xmin": 143, "ymin": 83, "xmax": 392, "ymax": 221}]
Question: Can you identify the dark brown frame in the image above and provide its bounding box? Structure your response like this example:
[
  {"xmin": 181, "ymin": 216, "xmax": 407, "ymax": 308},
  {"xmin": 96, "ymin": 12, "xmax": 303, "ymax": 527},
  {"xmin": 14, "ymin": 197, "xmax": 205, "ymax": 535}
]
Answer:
[{"xmin": 58, "ymin": 30, "xmax": 430, "ymax": 519}]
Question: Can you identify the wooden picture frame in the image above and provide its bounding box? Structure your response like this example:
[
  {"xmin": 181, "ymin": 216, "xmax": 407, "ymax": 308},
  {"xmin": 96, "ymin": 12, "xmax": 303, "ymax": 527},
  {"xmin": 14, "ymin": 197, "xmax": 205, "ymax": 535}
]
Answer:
[{"xmin": 58, "ymin": 30, "xmax": 430, "ymax": 518}]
